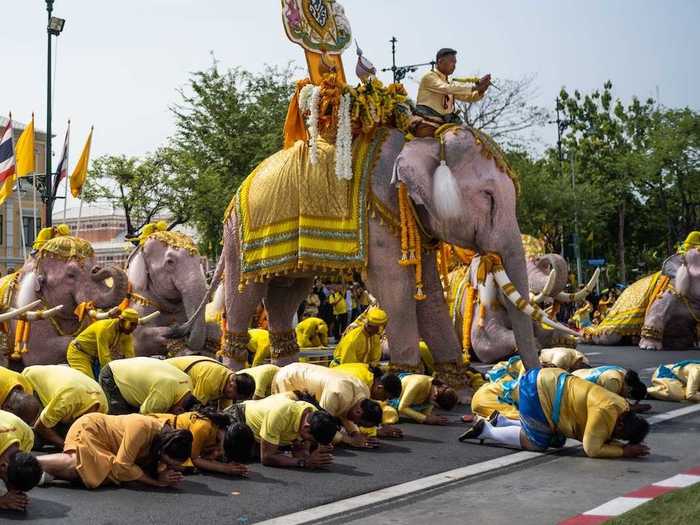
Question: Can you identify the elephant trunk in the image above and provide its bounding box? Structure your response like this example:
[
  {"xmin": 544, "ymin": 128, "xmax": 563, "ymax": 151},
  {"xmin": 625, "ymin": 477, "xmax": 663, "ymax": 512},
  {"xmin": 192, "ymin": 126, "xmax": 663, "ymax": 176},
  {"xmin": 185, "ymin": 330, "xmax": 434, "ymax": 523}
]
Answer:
[
  {"xmin": 181, "ymin": 278, "xmax": 207, "ymax": 351},
  {"xmin": 92, "ymin": 266, "xmax": 129, "ymax": 308},
  {"xmin": 499, "ymin": 233, "xmax": 540, "ymax": 369}
]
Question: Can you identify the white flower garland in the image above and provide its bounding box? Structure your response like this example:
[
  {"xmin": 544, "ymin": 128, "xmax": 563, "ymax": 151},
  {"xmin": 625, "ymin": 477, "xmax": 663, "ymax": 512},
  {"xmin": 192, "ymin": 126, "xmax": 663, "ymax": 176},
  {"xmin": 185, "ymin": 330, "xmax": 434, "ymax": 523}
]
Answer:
[
  {"xmin": 335, "ymin": 93, "xmax": 353, "ymax": 180},
  {"xmin": 307, "ymin": 86, "xmax": 321, "ymax": 164}
]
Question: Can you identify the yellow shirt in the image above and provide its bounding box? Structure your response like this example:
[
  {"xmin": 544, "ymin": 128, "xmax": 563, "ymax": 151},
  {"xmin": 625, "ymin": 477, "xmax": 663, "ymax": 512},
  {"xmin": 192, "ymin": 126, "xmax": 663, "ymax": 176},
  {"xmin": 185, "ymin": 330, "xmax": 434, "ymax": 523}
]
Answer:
[
  {"xmin": 537, "ymin": 368, "xmax": 629, "ymax": 458},
  {"xmin": 572, "ymin": 367, "xmax": 626, "ymax": 396},
  {"xmin": 242, "ymin": 394, "xmax": 315, "ymax": 446},
  {"xmin": 539, "ymin": 348, "xmax": 589, "ymax": 371},
  {"xmin": 70, "ymin": 318, "xmax": 135, "ymax": 366},
  {"xmin": 109, "ymin": 357, "xmax": 192, "ymax": 414},
  {"xmin": 332, "ymin": 325, "xmax": 382, "ymax": 367},
  {"xmin": 648, "ymin": 363, "xmax": 700, "ymax": 402},
  {"xmin": 153, "ymin": 412, "xmax": 218, "ymax": 466},
  {"xmin": 331, "ymin": 363, "xmax": 375, "ymax": 389},
  {"xmin": 295, "ymin": 317, "xmax": 329, "ymax": 348},
  {"xmin": 166, "ymin": 356, "xmax": 233, "ymax": 405},
  {"xmin": 0, "ymin": 365, "xmax": 33, "ymax": 406},
  {"xmin": 397, "ymin": 374, "xmax": 434, "ymax": 423},
  {"xmin": 272, "ymin": 362, "xmax": 370, "ymax": 420},
  {"xmin": 0, "ymin": 409, "xmax": 33, "ymax": 455},
  {"xmin": 471, "ymin": 381, "xmax": 521, "ymax": 420},
  {"xmin": 238, "ymin": 364, "xmax": 280, "ymax": 399},
  {"xmin": 249, "ymin": 329, "xmax": 271, "ymax": 367},
  {"xmin": 329, "ymin": 292, "xmax": 347, "ymax": 316},
  {"xmin": 416, "ymin": 70, "xmax": 483, "ymax": 116},
  {"xmin": 22, "ymin": 365, "xmax": 107, "ymax": 428}
]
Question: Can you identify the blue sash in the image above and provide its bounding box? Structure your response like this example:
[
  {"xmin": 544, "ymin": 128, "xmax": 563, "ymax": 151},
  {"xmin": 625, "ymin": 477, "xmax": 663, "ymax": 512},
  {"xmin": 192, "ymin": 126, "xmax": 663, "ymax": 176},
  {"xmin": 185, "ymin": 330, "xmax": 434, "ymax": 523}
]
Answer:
[
  {"xmin": 519, "ymin": 368, "xmax": 567, "ymax": 449},
  {"xmin": 487, "ymin": 355, "xmax": 522, "ymax": 383},
  {"xmin": 656, "ymin": 360, "xmax": 700, "ymax": 381},
  {"xmin": 582, "ymin": 365, "xmax": 626, "ymax": 385},
  {"xmin": 387, "ymin": 372, "xmax": 432, "ymax": 413},
  {"xmin": 497, "ymin": 378, "xmax": 520, "ymax": 407}
]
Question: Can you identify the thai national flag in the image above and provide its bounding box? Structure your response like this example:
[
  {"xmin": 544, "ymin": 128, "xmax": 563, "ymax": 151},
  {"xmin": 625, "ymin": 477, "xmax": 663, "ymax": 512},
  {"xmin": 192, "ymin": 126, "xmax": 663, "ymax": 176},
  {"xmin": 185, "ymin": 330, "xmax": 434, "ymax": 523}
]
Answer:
[
  {"xmin": 56, "ymin": 123, "xmax": 69, "ymax": 182},
  {"xmin": 0, "ymin": 118, "xmax": 15, "ymax": 183}
]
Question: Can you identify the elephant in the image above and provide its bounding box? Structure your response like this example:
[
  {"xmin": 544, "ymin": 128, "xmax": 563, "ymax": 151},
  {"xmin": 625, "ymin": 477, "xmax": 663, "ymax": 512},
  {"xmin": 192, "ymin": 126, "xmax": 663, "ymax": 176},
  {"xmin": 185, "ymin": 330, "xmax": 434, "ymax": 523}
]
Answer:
[
  {"xmin": 183, "ymin": 126, "xmax": 573, "ymax": 399},
  {"xmin": 0, "ymin": 235, "xmax": 129, "ymax": 368},
  {"xmin": 586, "ymin": 236, "xmax": 700, "ymax": 350},
  {"xmin": 449, "ymin": 236, "xmax": 598, "ymax": 363},
  {"xmin": 125, "ymin": 230, "xmax": 208, "ymax": 356}
]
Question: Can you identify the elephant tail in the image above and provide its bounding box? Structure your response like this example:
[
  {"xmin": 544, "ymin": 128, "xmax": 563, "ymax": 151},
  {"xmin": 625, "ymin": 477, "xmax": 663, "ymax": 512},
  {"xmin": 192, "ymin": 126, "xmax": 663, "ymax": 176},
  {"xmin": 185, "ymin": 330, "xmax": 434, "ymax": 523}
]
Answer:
[{"xmin": 169, "ymin": 251, "xmax": 225, "ymax": 339}]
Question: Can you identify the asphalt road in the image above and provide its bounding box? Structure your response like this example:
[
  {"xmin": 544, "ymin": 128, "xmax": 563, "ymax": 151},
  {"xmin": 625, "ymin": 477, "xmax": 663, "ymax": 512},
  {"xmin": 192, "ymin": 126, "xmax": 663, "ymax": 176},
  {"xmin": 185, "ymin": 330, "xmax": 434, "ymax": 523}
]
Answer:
[{"xmin": 2, "ymin": 344, "xmax": 698, "ymax": 525}]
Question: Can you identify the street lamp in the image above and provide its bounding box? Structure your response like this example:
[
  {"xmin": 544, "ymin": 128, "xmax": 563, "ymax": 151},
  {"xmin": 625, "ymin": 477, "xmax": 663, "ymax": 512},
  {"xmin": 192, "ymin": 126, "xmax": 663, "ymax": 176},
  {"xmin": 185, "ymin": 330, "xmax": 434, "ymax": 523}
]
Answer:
[{"xmin": 45, "ymin": 1, "xmax": 65, "ymax": 228}]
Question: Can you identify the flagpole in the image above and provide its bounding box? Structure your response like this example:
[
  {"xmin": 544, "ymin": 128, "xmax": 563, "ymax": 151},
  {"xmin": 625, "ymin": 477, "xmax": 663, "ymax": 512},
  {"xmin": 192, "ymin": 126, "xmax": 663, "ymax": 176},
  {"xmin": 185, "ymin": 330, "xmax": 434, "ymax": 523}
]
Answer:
[
  {"xmin": 8, "ymin": 113, "xmax": 27, "ymax": 260},
  {"xmin": 76, "ymin": 198, "xmax": 83, "ymax": 236},
  {"xmin": 62, "ymin": 176, "xmax": 68, "ymax": 221},
  {"xmin": 33, "ymin": 172, "xmax": 38, "ymax": 237}
]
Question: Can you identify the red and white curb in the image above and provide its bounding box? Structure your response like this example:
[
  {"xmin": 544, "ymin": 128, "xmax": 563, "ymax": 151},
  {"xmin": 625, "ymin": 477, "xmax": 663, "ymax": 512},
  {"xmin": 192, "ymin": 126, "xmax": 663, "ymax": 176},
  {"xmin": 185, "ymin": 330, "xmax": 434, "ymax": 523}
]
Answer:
[{"xmin": 559, "ymin": 466, "xmax": 700, "ymax": 524}]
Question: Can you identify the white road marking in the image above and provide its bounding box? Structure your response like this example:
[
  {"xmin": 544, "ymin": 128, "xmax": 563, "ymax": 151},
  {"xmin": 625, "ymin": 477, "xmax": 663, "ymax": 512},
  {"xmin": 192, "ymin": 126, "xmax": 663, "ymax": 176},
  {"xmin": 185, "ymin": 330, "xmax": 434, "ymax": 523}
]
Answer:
[
  {"xmin": 582, "ymin": 497, "xmax": 649, "ymax": 516},
  {"xmin": 654, "ymin": 474, "xmax": 700, "ymax": 488},
  {"xmin": 585, "ymin": 352, "xmax": 601, "ymax": 356},
  {"xmin": 255, "ymin": 403, "xmax": 700, "ymax": 525}
]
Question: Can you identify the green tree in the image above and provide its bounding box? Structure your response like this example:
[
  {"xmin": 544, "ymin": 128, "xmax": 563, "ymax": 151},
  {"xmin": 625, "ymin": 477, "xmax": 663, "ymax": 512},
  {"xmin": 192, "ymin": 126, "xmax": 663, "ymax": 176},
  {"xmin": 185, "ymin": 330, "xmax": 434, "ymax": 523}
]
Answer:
[{"xmin": 166, "ymin": 61, "xmax": 295, "ymax": 256}]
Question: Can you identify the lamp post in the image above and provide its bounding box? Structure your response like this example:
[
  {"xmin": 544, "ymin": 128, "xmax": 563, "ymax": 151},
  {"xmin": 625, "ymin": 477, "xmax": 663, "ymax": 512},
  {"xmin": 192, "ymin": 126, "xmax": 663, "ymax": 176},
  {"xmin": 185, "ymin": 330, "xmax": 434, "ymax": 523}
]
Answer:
[
  {"xmin": 549, "ymin": 97, "xmax": 571, "ymax": 256},
  {"xmin": 45, "ymin": 1, "xmax": 65, "ymax": 228},
  {"xmin": 380, "ymin": 36, "xmax": 435, "ymax": 83}
]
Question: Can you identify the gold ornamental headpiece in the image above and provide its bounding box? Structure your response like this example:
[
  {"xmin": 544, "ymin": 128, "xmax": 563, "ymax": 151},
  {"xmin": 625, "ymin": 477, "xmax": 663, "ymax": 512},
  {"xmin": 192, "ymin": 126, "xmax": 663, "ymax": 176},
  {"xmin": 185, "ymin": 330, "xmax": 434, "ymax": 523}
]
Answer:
[{"xmin": 37, "ymin": 235, "xmax": 94, "ymax": 262}]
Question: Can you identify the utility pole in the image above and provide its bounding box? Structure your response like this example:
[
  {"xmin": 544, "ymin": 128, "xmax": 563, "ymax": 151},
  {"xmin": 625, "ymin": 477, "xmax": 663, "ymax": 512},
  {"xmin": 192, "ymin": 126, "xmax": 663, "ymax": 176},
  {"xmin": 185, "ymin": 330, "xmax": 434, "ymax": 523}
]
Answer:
[{"xmin": 45, "ymin": 0, "xmax": 54, "ymax": 228}]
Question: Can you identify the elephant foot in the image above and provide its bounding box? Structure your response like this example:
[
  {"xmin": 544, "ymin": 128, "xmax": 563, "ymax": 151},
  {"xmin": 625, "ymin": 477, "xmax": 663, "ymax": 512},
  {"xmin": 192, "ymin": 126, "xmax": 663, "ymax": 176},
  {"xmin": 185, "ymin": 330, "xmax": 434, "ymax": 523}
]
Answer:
[
  {"xmin": 221, "ymin": 331, "xmax": 251, "ymax": 367},
  {"xmin": 639, "ymin": 337, "xmax": 663, "ymax": 351},
  {"xmin": 270, "ymin": 330, "xmax": 300, "ymax": 367}
]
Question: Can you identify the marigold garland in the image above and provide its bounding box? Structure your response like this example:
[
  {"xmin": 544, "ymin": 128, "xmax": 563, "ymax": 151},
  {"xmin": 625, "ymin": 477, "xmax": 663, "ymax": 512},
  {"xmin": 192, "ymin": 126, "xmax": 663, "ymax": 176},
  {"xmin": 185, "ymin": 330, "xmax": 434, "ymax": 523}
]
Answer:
[{"xmin": 397, "ymin": 182, "xmax": 426, "ymax": 301}]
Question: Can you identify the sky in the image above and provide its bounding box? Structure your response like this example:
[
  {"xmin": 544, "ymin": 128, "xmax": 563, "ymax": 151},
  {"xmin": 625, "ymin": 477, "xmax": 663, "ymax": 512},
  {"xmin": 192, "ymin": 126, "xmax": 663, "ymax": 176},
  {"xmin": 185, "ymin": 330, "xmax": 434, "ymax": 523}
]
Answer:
[{"xmin": 1, "ymin": 0, "xmax": 698, "ymax": 209}]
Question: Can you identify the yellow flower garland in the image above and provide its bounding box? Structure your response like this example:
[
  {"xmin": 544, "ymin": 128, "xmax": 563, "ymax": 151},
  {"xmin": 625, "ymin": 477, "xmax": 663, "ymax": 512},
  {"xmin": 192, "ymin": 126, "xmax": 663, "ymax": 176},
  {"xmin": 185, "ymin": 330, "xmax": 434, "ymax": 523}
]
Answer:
[{"xmin": 397, "ymin": 182, "xmax": 426, "ymax": 301}]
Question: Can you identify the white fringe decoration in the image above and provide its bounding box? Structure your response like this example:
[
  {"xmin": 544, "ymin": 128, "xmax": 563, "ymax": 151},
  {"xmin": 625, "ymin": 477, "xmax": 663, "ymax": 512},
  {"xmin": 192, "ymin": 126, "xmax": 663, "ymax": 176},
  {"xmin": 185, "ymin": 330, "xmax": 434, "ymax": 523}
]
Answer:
[
  {"xmin": 335, "ymin": 93, "xmax": 353, "ymax": 180},
  {"xmin": 307, "ymin": 86, "xmax": 321, "ymax": 164},
  {"xmin": 432, "ymin": 159, "xmax": 462, "ymax": 220}
]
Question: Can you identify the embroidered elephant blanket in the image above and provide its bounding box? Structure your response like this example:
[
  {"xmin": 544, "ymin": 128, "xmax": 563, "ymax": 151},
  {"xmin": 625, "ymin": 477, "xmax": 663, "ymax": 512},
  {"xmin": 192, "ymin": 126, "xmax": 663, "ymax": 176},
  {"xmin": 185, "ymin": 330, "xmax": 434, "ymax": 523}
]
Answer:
[{"xmin": 227, "ymin": 129, "xmax": 387, "ymax": 287}]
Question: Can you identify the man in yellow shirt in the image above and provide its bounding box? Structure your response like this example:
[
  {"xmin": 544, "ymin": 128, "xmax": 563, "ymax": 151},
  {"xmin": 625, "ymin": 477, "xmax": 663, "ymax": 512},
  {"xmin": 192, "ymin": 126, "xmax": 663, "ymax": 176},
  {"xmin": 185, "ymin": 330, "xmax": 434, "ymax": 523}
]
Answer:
[
  {"xmin": 328, "ymin": 287, "xmax": 348, "ymax": 341},
  {"xmin": 384, "ymin": 374, "xmax": 458, "ymax": 425},
  {"xmin": 272, "ymin": 362, "xmax": 382, "ymax": 447},
  {"xmin": 295, "ymin": 317, "xmax": 329, "ymax": 348},
  {"xmin": 19, "ymin": 365, "xmax": 107, "ymax": 448},
  {"xmin": 647, "ymin": 360, "xmax": 700, "ymax": 403},
  {"xmin": 166, "ymin": 355, "xmax": 255, "ymax": 405},
  {"xmin": 572, "ymin": 366, "xmax": 650, "ymax": 411},
  {"xmin": 471, "ymin": 379, "xmax": 521, "ymax": 421},
  {"xmin": 330, "ymin": 307, "xmax": 387, "ymax": 367},
  {"xmin": 0, "ymin": 367, "xmax": 34, "ymax": 424},
  {"xmin": 66, "ymin": 308, "xmax": 139, "ymax": 380},
  {"xmin": 415, "ymin": 48, "xmax": 490, "ymax": 129},
  {"xmin": 460, "ymin": 368, "xmax": 650, "ymax": 459},
  {"xmin": 539, "ymin": 347, "xmax": 590, "ymax": 371},
  {"xmin": 99, "ymin": 357, "xmax": 197, "ymax": 415},
  {"xmin": 225, "ymin": 393, "xmax": 338, "ymax": 469},
  {"xmin": 237, "ymin": 364, "xmax": 280, "ymax": 399},
  {"xmin": 248, "ymin": 328, "xmax": 271, "ymax": 367},
  {"xmin": 0, "ymin": 410, "xmax": 42, "ymax": 511}
]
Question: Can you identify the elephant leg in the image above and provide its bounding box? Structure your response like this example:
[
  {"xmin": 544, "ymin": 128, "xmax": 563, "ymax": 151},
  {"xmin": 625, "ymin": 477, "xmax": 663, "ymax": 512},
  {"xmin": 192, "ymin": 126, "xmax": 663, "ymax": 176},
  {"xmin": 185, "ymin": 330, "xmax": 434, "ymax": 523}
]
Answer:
[
  {"xmin": 416, "ymin": 252, "xmax": 474, "ymax": 401},
  {"xmin": 640, "ymin": 291, "xmax": 672, "ymax": 351},
  {"xmin": 265, "ymin": 278, "xmax": 313, "ymax": 366},
  {"xmin": 222, "ymin": 217, "xmax": 267, "ymax": 370},
  {"xmin": 470, "ymin": 306, "xmax": 518, "ymax": 364},
  {"xmin": 365, "ymin": 217, "xmax": 422, "ymax": 370}
]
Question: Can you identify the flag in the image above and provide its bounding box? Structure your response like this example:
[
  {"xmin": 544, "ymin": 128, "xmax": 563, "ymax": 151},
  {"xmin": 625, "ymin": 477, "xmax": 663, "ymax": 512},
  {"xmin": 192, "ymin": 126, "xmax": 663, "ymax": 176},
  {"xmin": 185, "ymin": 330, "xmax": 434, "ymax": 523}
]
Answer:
[
  {"xmin": 586, "ymin": 232, "xmax": 594, "ymax": 242},
  {"xmin": 56, "ymin": 122, "xmax": 70, "ymax": 181},
  {"xmin": 15, "ymin": 113, "xmax": 35, "ymax": 178},
  {"xmin": 70, "ymin": 126, "xmax": 93, "ymax": 197},
  {"xmin": 0, "ymin": 116, "xmax": 17, "ymax": 206}
]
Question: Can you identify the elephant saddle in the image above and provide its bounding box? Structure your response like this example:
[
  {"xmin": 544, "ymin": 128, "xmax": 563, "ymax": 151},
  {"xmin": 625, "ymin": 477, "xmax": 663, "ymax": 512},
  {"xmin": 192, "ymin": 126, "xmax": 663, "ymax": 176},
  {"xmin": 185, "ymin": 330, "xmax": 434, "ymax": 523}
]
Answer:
[{"xmin": 226, "ymin": 129, "xmax": 388, "ymax": 287}]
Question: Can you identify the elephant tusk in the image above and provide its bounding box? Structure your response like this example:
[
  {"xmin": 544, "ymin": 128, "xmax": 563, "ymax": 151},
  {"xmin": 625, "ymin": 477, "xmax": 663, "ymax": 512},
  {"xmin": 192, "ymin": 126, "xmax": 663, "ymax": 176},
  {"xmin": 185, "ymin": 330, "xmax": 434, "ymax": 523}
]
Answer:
[
  {"xmin": 554, "ymin": 268, "xmax": 601, "ymax": 303},
  {"xmin": 90, "ymin": 306, "xmax": 123, "ymax": 320},
  {"xmin": 492, "ymin": 268, "xmax": 580, "ymax": 338},
  {"xmin": 23, "ymin": 305, "xmax": 64, "ymax": 321},
  {"xmin": 0, "ymin": 300, "xmax": 44, "ymax": 322},
  {"xmin": 138, "ymin": 311, "xmax": 160, "ymax": 325},
  {"xmin": 533, "ymin": 267, "xmax": 558, "ymax": 304}
]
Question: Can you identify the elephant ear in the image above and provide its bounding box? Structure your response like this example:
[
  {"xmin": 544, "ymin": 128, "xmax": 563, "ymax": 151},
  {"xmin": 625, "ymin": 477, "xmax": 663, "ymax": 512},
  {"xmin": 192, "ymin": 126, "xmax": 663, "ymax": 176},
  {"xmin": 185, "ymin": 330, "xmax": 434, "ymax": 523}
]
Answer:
[
  {"xmin": 127, "ymin": 248, "xmax": 149, "ymax": 292},
  {"xmin": 661, "ymin": 254, "xmax": 681, "ymax": 279},
  {"xmin": 17, "ymin": 271, "xmax": 39, "ymax": 307},
  {"xmin": 393, "ymin": 138, "xmax": 440, "ymax": 215}
]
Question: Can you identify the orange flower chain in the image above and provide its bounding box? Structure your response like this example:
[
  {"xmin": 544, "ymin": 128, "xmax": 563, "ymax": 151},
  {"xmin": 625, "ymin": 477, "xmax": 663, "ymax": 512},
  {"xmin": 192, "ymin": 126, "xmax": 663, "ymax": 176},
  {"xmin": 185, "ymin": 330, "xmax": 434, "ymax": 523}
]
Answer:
[{"xmin": 397, "ymin": 182, "xmax": 426, "ymax": 301}]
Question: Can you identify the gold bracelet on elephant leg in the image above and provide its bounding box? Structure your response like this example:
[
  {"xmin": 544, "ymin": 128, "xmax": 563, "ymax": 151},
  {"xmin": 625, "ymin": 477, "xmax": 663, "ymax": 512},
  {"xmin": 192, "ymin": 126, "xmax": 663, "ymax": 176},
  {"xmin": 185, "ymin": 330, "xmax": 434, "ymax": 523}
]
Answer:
[
  {"xmin": 386, "ymin": 362, "xmax": 425, "ymax": 376},
  {"xmin": 640, "ymin": 325, "xmax": 663, "ymax": 341},
  {"xmin": 220, "ymin": 331, "xmax": 250, "ymax": 365},
  {"xmin": 433, "ymin": 361, "xmax": 471, "ymax": 391},
  {"xmin": 269, "ymin": 330, "xmax": 299, "ymax": 361},
  {"xmin": 165, "ymin": 339, "xmax": 189, "ymax": 358}
]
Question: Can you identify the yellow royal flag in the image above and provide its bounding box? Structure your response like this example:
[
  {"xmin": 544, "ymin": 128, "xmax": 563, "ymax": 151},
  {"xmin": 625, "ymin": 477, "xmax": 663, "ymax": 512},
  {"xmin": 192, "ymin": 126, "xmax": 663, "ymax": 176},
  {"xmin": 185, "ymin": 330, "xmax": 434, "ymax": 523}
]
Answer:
[
  {"xmin": 0, "ymin": 172, "xmax": 16, "ymax": 206},
  {"xmin": 70, "ymin": 127, "xmax": 93, "ymax": 197},
  {"xmin": 15, "ymin": 114, "xmax": 35, "ymax": 177}
]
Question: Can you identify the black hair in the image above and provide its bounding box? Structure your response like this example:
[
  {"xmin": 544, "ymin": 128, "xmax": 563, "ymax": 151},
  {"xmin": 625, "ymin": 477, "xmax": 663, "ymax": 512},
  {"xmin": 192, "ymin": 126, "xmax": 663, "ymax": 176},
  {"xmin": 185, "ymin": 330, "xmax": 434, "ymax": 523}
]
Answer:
[
  {"xmin": 293, "ymin": 390, "xmax": 322, "ymax": 409},
  {"xmin": 359, "ymin": 399, "xmax": 382, "ymax": 427},
  {"xmin": 179, "ymin": 394, "xmax": 199, "ymax": 412},
  {"xmin": 436, "ymin": 48, "xmax": 457, "ymax": 61},
  {"xmin": 436, "ymin": 387, "xmax": 458, "ymax": 411},
  {"xmin": 6, "ymin": 452, "xmax": 42, "ymax": 492},
  {"xmin": 379, "ymin": 374, "xmax": 402, "ymax": 399},
  {"xmin": 196, "ymin": 407, "xmax": 233, "ymax": 429},
  {"xmin": 5, "ymin": 391, "xmax": 41, "ymax": 426},
  {"xmin": 223, "ymin": 423, "xmax": 256, "ymax": 464},
  {"xmin": 234, "ymin": 374, "xmax": 256, "ymax": 400},
  {"xmin": 624, "ymin": 370, "xmax": 647, "ymax": 402},
  {"xmin": 308, "ymin": 410, "xmax": 340, "ymax": 445},
  {"xmin": 145, "ymin": 428, "xmax": 193, "ymax": 475},
  {"xmin": 618, "ymin": 412, "xmax": 650, "ymax": 444}
]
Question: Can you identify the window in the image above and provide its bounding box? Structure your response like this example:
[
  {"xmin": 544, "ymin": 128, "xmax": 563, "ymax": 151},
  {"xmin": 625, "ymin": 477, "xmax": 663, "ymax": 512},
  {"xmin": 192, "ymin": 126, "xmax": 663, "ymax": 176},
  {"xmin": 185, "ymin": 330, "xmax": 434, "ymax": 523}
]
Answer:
[{"xmin": 23, "ymin": 217, "xmax": 41, "ymax": 247}]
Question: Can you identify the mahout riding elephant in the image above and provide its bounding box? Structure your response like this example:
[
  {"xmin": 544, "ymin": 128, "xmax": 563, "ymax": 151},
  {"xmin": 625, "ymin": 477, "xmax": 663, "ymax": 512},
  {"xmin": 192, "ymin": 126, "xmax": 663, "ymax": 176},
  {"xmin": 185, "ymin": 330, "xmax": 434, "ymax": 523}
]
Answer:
[
  {"xmin": 0, "ymin": 235, "xmax": 128, "ymax": 367},
  {"xmin": 125, "ymin": 229, "xmax": 208, "ymax": 356},
  {"xmin": 449, "ymin": 236, "xmax": 597, "ymax": 363},
  {"xmin": 585, "ymin": 232, "xmax": 700, "ymax": 350}
]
